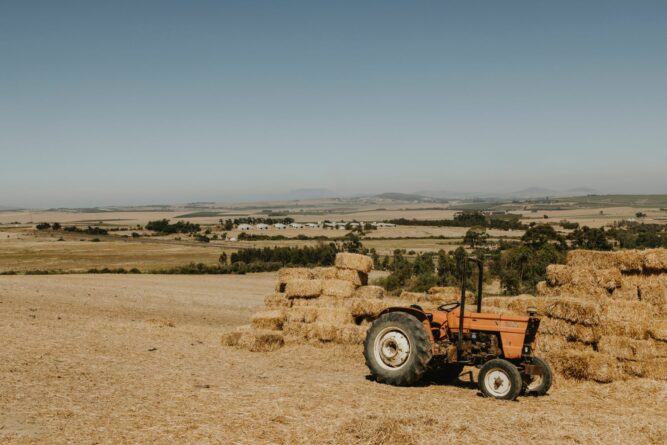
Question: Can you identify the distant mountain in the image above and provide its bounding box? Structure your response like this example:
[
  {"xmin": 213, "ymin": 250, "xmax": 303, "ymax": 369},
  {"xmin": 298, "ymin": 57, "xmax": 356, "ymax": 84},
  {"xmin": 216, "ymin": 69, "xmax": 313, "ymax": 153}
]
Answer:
[
  {"xmin": 284, "ymin": 188, "xmax": 336, "ymax": 200},
  {"xmin": 0, "ymin": 205, "xmax": 23, "ymax": 211},
  {"xmin": 416, "ymin": 187, "xmax": 598, "ymax": 200}
]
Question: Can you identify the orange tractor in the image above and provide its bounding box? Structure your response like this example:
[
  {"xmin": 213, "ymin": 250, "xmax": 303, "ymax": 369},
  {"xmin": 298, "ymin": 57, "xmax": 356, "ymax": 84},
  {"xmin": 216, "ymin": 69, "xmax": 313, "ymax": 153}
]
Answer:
[{"xmin": 364, "ymin": 257, "xmax": 552, "ymax": 400}]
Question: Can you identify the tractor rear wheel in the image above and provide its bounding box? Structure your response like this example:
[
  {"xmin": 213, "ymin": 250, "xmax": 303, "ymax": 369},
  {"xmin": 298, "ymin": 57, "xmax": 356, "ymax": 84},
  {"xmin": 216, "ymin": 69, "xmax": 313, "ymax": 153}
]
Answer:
[
  {"xmin": 478, "ymin": 359, "xmax": 523, "ymax": 401},
  {"xmin": 523, "ymin": 356, "xmax": 553, "ymax": 396},
  {"xmin": 363, "ymin": 312, "xmax": 432, "ymax": 386}
]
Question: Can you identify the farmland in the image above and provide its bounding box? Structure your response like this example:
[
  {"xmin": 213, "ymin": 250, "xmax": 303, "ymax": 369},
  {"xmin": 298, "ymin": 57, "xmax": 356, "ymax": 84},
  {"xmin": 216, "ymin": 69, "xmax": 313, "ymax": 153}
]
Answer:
[{"xmin": 2, "ymin": 274, "xmax": 665, "ymax": 444}]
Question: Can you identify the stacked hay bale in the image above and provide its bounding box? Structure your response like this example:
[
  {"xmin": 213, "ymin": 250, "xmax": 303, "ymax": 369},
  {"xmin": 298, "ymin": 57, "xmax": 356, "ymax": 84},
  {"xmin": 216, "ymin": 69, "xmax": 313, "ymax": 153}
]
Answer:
[
  {"xmin": 222, "ymin": 252, "xmax": 467, "ymax": 351},
  {"xmin": 222, "ymin": 253, "xmax": 387, "ymax": 350},
  {"xmin": 490, "ymin": 248, "xmax": 667, "ymax": 382}
]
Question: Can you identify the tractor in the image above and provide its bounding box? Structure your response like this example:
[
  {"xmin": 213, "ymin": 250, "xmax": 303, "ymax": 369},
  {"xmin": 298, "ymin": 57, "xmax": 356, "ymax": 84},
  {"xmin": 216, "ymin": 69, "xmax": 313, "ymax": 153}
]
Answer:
[{"xmin": 363, "ymin": 257, "xmax": 552, "ymax": 400}]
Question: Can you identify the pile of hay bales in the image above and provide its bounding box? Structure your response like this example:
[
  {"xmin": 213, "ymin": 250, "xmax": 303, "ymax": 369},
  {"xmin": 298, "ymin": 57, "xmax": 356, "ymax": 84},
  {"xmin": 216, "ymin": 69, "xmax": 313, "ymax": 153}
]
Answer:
[
  {"xmin": 222, "ymin": 249, "xmax": 667, "ymax": 383},
  {"xmin": 221, "ymin": 252, "xmax": 464, "ymax": 351},
  {"xmin": 495, "ymin": 248, "xmax": 667, "ymax": 382}
]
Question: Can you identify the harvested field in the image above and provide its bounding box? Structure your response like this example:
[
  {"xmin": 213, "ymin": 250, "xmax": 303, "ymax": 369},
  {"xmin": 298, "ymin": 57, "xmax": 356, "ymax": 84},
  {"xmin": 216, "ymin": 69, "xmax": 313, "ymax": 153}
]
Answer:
[{"xmin": 2, "ymin": 274, "xmax": 666, "ymax": 444}]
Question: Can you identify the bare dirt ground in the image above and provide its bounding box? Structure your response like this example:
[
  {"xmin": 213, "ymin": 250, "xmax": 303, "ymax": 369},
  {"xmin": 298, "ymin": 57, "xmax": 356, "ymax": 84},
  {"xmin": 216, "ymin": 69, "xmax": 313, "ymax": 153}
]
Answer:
[{"xmin": 2, "ymin": 274, "xmax": 666, "ymax": 444}]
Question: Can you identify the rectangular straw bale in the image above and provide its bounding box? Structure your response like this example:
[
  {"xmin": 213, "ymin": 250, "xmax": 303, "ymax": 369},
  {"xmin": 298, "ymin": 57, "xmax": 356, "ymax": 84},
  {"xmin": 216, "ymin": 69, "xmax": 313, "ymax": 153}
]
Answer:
[
  {"xmin": 312, "ymin": 266, "xmax": 338, "ymax": 280},
  {"xmin": 637, "ymin": 275, "xmax": 667, "ymax": 307},
  {"xmin": 507, "ymin": 295, "xmax": 546, "ymax": 316},
  {"xmin": 335, "ymin": 253, "xmax": 373, "ymax": 273},
  {"xmin": 285, "ymin": 279, "xmax": 322, "ymax": 298},
  {"xmin": 642, "ymin": 248, "xmax": 667, "ymax": 272},
  {"xmin": 237, "ymin": 329, "xmax": 285, "ymax": 352},
  {"xmin": 303, "ymin": 322, "xmax": 366, "ymax": 344},
  {"xmin": 644, "ymin": 358, "xmax": 667, "ymax": 380},
  {"xmin": 221, "ymin": 325, "xmax": 251, "ymax": 346},
  {"xmin": 648, "ymin": 320, "xmax": 667, "ymax": 342},
  {"xmin": 546, "ymin": 265, "xmax": 572, "ymax": 287},
  {"xmin": 599, "ymin": 299, "xmax": 655, "ymax": 339},
  {"xmin": 482, "ymin": 296, "xmax": 513, "ymax": 309},
  {"xmin": 566, "ymin": 250, "xmax": 643, "ymax": 273},
  {"xmin": 536, "ymin": 335, "xmax": 592, "ymax": 354},
  {"xmin": 611, "ymin": 279, "xmax": 639, "ymax": 301},
  {"xmin": 321, "ymin": 279, "xmax": 356, "ymax": 298},
  {"xmin": 264, "ymin": 292, "xmax": 292, "ymax": 309},
  {"xmin": 289, "ymin": 295, "xmax": 340, "ymax": 308},
  {"xmin": 539, "ymin": 318, "xmax": 600, "ymax": 343},
  {"xmin": 277, "ymin": 267, "xmax": 314, "ymax": 291},
  {"xmin": 354, "ymin": 285, "xmax": 385, "ymax": 300},
  {"xmin": 251, "ymin": 310, "xmax": 285, "ymax": 331},
  {"xmin": 285, "ymin": 307, "xmax": 319, "ymax": 324},
  {"xmin": 347, "ymin": 298, "xmax": 390, "ymax": 319},
  {"xmin": 547, "ymin": 265, "xmax": 621, "ymax": 291},
  {"xmin": 546, "ymin": 350, "xmax": 623, "ymax": 383},
  {"xmin": 597, "ymin": 335, "xmax": 656, "ymax": 361},
  {"xmin": 315, "ymin": 306, "xmax": 355, "ymax": 324},
  {"xmin": 543, "ymin": 297, "xmax": 601, "ymax": 326},
  {"xmin": 336, "ymin": 268, "xmax": 368, "ymax": 286}
]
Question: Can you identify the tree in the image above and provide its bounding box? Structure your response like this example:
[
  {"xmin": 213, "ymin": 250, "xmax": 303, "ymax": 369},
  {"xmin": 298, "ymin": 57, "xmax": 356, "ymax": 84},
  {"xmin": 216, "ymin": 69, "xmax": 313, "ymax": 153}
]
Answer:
[
  {"xmin": 521, "ymin": 224, "xmax": 565, "ymax": 249},
  {"xmin": 219, "ymin": 252, "xmax": 228, "ymax": 265},
  {"xmin": 36, "ymin": 222, "xmax": 51, "ymax": 230},
  {"xmin": 464, "ymin": 226, "xmax": 488, "ymax": 248},
  {"xmin": 568, "ymin": 226, "xmax": 612, "ymax": 250}
]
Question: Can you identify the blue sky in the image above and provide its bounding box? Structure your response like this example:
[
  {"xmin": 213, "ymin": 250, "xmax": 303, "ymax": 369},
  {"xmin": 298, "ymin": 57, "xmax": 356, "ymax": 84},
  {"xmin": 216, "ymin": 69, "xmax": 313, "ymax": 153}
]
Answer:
[{"xmin": 1, "ymin": 1, "xmax": 666, "ymax": 207}]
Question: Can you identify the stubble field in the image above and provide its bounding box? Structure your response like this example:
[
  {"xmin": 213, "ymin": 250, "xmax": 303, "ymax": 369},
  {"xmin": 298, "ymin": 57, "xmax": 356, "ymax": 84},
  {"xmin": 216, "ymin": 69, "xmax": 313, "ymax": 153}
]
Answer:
[{"xmin": 2, "ymin": 274, "xmax": 665, "ymax": 444}]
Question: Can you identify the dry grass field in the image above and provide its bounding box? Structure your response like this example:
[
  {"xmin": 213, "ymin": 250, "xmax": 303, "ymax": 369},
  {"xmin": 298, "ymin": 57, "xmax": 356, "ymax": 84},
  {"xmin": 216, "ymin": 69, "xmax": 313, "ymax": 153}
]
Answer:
[{"xmin": 2, "ymin": 274, "xmax": 665, "ymax": 444}]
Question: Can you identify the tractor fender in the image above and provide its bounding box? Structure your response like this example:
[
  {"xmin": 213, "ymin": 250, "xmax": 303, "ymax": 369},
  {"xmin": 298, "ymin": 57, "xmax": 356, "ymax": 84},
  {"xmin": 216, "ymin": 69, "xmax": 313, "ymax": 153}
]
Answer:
[{"xmin": 378, "ymin": 307, "xmax": 436, "ymax": 348}]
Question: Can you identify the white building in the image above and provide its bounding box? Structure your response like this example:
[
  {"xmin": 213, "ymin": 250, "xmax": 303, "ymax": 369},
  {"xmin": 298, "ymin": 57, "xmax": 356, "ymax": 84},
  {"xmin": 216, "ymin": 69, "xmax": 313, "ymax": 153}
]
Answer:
[
  {"xmin": 290, "ymin": 223, "xmax": 304, "ymax": 229},
  {"xmin": 305, "ymin": 223, "xmax": 319, "ymax": 228},
  {"xmin": 237, "ymin": 224, "xmax": 253, "ymax": 231},
  {"xmin": 372, "ymin": 222, "xmax": 396, "ymax": 228},
  {"xmin": 256, "ymin": 223, "xmax": 269, "ymax": 230},
  {"xmin": 273, "ymin": 223, "xmax": 287, "ymax": 229}
]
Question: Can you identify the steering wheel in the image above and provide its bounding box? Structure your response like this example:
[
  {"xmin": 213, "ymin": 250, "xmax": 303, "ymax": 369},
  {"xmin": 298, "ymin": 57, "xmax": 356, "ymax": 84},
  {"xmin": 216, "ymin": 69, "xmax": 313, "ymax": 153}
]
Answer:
[{"xmin": 437, "ymin": 301, "xmax": 460, "ymax": 312}]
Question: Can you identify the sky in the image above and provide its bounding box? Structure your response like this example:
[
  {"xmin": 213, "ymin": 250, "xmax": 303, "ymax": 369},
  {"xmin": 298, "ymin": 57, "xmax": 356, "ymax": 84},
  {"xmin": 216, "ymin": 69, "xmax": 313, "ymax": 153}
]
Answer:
[{"xmin": 1, "ymin": 0, "xmax": 666, "ymax": 208}]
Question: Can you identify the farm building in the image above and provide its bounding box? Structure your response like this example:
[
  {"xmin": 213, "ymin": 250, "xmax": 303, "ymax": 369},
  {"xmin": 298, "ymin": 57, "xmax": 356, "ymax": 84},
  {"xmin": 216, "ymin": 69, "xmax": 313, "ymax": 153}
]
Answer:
[
  {"xmin": 273, "ymin": 223, "xmax": 287, "ymax": 229},
  {"xmin": 237, "ymin": 224, "xmax": 252, "ymax": 231},
  {"xmin": 256, "ymin": 223, "xmax": 269, "ymax": 230}
]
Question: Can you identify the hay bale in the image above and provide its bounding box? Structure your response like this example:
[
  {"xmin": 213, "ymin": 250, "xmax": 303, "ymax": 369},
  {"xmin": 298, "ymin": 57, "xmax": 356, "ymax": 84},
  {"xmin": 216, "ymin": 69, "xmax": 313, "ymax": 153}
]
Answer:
[
  {"xmin": 321, "ymin": 279, "xmax": 356, "ymax": 298},
  {"xmin": 546, "ymin": 265, "xmax": 572, "ymax": 287},
  {"xmin": 536, "ymin": 282, "xmax": 609, "ymax": 302},
  {"xmin": 598, "ymin": 335, "xmax": 656, "ymax": 361},
  {"xmin": 641, "ymin": 358, "xmax": 667, "ymax": 380},
  {"xmin": 546, "ymin": 350, "xmax": 624, "ymax": 383},
  {"xmin": 312, "ymin": 266, "xmax": 338, "ymax": 280},
  {"xmin": 642, "ymin": 249, "xmax": 667, "ymax": 272},
  {"xmin": 285, "ymin": 307, "xmax": 319, "ymax": 323},
  {"xmin": 336, "ymin": 268, "xmax": 368, "ymax": 287},
  {"xmin": 536, "ymin": 334, "xmax": 592, "ymax": 354},
  {"xmin": 220, "ymin": 325, "xmax": 251, "ymax": 347},
  {"xmin": 264, "ymin": 292, "xmax": 292, "ymax": 309},
  {"xmin": 612, "ymin": 279, "xmax": 640, "ymax": 301},
  {"xmin": 636, "ymin": 275, "xmax": 667, "ymax": 308},
  {"xmin": 543, "ymin": 297, "xmax": 600, "ymax": 326},
  {"xmin": 335, "ymin": 253, "xmax": 373, "ymax": 273},
  {"xmin": 251, "ymin": 310, "xmax": 285, "ymax": 330},
  {"xmin": 277, "ymin": 267, "xmax": 314, "ymax": 291},
  {"xmin": 237, "ymin": 330, "xmax": 285, "ymax": 352},
  {"xmin": 648, "ymin": 320, "xmax": 667, "ymax": 342},
  {"xmin": 599, "ymin": 300, "xmax": 655, "ymax": 339},
  {"xmin": 539, "ymin": 318, "xmax": 600, "ymax": 343},
  {"xmin": 285, "ymin": 279, "xmax": 322, "ymax": 298},
  {"xmin": 347, "ymin": 298, "xmax": 389, "ymax": 319},
  {"xmin": 566, "ymin": 250, "xmax": 643, "ymax": 273},
  {"xmin": 354, "ymin": 285, "xmax": 385, "ymax": 299},
  {"xmin": 316, "ymin": 306, "xmax": 356, "ymax": 324}
]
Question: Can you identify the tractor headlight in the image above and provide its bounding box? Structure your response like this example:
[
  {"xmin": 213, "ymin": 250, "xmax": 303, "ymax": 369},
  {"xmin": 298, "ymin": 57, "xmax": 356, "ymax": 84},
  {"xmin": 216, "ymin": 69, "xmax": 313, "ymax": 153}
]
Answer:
[{"xmin": 523, "ymin": 345, "xmax": 531, "ymax": 355}]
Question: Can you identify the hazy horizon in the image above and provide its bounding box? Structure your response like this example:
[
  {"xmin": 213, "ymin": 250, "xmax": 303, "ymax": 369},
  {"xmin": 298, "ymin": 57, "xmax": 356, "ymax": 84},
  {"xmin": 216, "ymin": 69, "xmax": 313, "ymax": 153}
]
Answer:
[{"xmin": 2, "ymin": 1, "xmax": 666, "ymax": 208}]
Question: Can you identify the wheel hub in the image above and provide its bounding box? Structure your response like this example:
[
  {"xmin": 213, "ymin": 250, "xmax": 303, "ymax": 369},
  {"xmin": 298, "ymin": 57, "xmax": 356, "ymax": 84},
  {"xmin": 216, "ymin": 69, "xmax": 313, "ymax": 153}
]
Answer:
[
  {"xmin": 484, "ymin": 369, "xmax": 511, "ymax": 397},
  {"xmin": 375, "ymin": 330, "xmax": 410, "ymax": 369}
]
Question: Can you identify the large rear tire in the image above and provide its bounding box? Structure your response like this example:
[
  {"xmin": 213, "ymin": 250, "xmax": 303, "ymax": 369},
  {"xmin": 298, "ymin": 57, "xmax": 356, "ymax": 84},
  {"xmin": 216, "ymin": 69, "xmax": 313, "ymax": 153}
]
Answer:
[
  {"xmin": 363, "ymin": 312, "xmax": 432, "ymax": 386},
  {"xmin": 478, "ymin": 359, "xmax": 523, "ymax": 401},
  {"xmin": 523, "ymin": 356, "xmax": 553, "ymax": 396}
]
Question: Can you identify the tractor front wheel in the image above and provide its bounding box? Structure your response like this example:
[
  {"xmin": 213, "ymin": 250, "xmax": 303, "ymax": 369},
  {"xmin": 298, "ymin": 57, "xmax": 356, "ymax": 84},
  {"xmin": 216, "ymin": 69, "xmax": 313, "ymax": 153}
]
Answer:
[
  {"xmin": 523, "ymin": 356, "xmax": 553, "ymax": 396},
  {"xmin": 363, "ymin": 312, "xmax": 432, "ymax": 386},
  {"xmin": 478, "ymin": 359, "xmax": 523, "ymax": 401}
]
